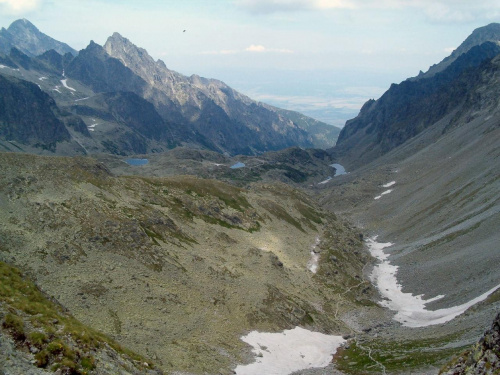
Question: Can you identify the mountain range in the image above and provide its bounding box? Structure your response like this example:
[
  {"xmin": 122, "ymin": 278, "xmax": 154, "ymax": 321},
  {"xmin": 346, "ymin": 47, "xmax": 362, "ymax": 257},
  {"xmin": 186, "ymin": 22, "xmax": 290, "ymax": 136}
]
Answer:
[{"xmin": 0, "ymin": 19, "xmax": 340, "ymax": 156}]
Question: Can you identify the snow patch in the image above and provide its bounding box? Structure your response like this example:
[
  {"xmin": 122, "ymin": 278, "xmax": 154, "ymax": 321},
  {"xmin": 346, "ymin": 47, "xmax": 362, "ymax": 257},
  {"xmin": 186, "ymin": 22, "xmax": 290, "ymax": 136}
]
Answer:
[
  {"xmin": 60, "ymin": 79, "xmax": 76, "ymax": 91},
  {"xmin": 382, "ymin": 181, "xmax": 396, "ymax": 188},
  {"xmin": 52, "ymin": 86, "xmax": 61, "ymax": 93},
  {"xmin": 234, "ymin": 327, "xmax": 345, "ymax": 375},
  {"xmin": 0, "ymin": 65, "xmax": 7, "ymax": 69},
  {"xmin": 87, "ymin": 119, "xmax": 100, "ymax": 132},
  {"xmin": 39, "ymin": 76, "xmax": 47, "ymax": 81},
  {"xmin": 374, "ymin": 189, "xmax": 393, "ymax": 200},
  {"xmin": 367, "ymin": 236, "xmax": 500, "ymax": 327}
]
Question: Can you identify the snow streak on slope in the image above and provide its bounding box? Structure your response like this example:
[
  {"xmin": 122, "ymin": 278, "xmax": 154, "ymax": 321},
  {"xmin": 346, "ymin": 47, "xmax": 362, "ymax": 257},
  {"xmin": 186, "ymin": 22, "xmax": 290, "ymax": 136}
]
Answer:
[
  {"xmin": 382, "ymin": 181, "xmax": 396, "ymax": 188},
  {"xmin": 374, "ymin": 189, "xmax": 393, "ymax": 200},
  {"xmin": 367, "ymin": 237, "xmax": 500, "ymax": 327},
  {"xmin": 60, "ymin": 79, "xmax": 76, "ymax": 91}
]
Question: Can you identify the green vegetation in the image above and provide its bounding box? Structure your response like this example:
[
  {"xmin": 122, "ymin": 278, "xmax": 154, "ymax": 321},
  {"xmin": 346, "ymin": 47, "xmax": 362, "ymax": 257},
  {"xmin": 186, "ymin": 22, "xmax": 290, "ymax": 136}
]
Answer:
[
  {"xmin": 336, "ymin": 335, "xmax": 467, "ymax": 374},
  {"xmin": 0, "ymin": 260, "xmax": 154, "ymax": 374},
  {"xmin": 295, "ymin": 201, "xmax": 324, "ymax": 225},
  {"xmin": 161, "ymin": 176, "xmax": 251, "ymax": 212},
  {"xmin": 259, "ymin": 199, "xmax": 304, "ymax": 232}
]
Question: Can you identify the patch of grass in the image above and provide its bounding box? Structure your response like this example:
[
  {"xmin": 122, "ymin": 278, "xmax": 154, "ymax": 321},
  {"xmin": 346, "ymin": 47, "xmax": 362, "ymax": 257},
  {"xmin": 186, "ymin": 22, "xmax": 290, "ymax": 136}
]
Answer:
[
  {"xmin": 336, "ymin": 335, "xmax": 467, "ymax": 374},
  {"xmin": 0, "ymin": 260, "xmax": 155, "ymax": 373},
  {"xmin": 28, "ymin": 331, "xmax": 48, "ymax": 347},
  {"xmin": 258, "ymin": 199, "xmax": 304, "ymax": 232},
  {"xmin": 3, "ymin": 313, "xmax": 25, "ymax": 340},
  {"xmin": 162, "ymin": 176, "xmax": 252, "ymax": 212},
  {"xmin": 294, "ymin": 201, "xmax": 324, "ymax": 224}
]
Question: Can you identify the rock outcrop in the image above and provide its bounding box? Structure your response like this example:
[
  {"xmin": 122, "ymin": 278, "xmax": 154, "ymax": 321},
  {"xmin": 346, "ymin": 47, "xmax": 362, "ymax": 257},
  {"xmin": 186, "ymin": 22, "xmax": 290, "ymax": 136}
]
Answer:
[{"xmin": 441, "ymin": 312, "xmax": 500, "ymax": 374}]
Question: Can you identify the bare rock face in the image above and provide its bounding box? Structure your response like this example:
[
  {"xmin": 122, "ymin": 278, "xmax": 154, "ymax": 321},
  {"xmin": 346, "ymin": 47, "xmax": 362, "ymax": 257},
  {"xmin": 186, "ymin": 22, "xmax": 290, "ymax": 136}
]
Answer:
[
  {"xmin": 0, "ymin": 18, "xmax": 77, "ymax": 57},
  {"xmin": 441, "ymin": 312, "xmax": 500, "ymax": 375}
]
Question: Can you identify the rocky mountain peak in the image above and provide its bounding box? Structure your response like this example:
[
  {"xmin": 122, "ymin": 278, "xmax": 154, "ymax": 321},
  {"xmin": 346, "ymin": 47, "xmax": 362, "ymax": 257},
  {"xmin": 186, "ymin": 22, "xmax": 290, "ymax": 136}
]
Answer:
[
  {"xmin": 0, "ymin": 18, "xmax": 77, "ymax": 57},
  {"xmin": 104, "ymin": 32, "xmax": 154, "ymax": 66},
  {"xmin": 450, "ymin": 23, "xmax": 500, "ymax": 59},
  {"xmin": 418, "ymin": 22, "xmax": 500, "ymax": 80},
  {"xmin": 8, "ymin": 18, "xmax": 39, "ymax": 33},
  {"xmin": 103, "ymin": 32, "xmax": 169, "ymax": 85}
]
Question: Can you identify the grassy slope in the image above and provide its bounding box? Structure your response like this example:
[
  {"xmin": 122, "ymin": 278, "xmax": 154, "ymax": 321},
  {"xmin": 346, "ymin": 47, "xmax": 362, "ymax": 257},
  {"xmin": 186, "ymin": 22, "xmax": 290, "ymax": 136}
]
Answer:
[{"xmin": 0, "ymin": 260, "xmax": 159, "ymax": 374}]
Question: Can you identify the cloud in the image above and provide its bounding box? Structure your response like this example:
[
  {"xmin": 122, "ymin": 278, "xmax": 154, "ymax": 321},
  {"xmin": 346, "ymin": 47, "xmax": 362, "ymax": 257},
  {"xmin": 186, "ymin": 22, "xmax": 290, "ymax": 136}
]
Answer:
[
  {"xmin": 235, "ymin": 0, "xmax": 356, "ymax": 14},
  {"xmin": 236, "ymin": 0, "xmax": 313, "ymax": 14},
  {"xmin": 246, "ymin": 44, "xmax": 266, "ymax": 52},
  {"xmin": 246, "ymin": 44, "xmax": 293, "ymax": 53},
  {"xmin": 236, "ymin": 0, "xmax": 500, "ymax": 23},
  {"xmin": 202, "ymin": 45, "xmax": 293, "ymax": 55},
  {"xmin": 0, "ymin": 0, "xmax": 40, "ymax": 14}
]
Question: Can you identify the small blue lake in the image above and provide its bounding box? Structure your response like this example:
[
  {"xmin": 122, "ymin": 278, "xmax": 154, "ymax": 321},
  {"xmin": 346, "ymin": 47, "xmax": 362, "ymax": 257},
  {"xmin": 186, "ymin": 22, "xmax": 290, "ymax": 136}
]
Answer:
[
  {"xmin": 230, "ymin": 162, "xmax": 246, "ymax": 169},
  {"xmin": 125, "ymin": 158, "xmax": 149, "ymax": 166},
  {"xmin": 330, "ymin": 163, "xmax": 347, "ymax": 176}
]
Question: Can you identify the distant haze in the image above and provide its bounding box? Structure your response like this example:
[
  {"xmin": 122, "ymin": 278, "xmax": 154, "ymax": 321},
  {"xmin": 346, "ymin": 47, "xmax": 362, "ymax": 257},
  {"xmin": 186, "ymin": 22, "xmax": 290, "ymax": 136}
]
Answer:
[{"xmin": 1, "ymin": 0, "xmax": 499, "ymax": 126}]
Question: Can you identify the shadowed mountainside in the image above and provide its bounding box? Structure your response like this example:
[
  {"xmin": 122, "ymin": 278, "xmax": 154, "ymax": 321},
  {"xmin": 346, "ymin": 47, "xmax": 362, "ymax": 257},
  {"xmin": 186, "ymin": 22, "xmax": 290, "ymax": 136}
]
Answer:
[{"xmin": 332, "ymin": 40, "xmax": 500, "ymax": 169}]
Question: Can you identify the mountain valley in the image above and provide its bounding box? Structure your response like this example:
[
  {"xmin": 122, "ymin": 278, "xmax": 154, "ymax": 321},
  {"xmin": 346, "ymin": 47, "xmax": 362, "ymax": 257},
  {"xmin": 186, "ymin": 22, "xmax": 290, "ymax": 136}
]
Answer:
[{"xmin": 0, "ymin": 19, "xmax": 499, "ymax": 375}]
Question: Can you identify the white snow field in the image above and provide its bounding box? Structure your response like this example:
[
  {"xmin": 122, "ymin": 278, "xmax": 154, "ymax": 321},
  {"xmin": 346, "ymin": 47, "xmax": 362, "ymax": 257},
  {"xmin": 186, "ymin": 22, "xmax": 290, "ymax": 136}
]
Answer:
[
  {"xmin": 234, "ymin": 327, "xmax": 345, "ymax": 375},
  {"xmin": 367, "ymin": 237, "xmax": 500, "ymax": 328},
  {"xmin": 382, "ymin": 181, "xmax": 396, "ymax": 188}
]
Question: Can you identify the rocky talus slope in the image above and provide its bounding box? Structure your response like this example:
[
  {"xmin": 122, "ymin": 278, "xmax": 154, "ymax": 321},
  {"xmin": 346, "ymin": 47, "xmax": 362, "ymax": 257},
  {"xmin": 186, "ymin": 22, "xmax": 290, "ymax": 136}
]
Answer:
[
  {"xmin": 441, "ymin": 312, "xmax": 500, "ymax": 375},
  {"xmin": 0, "ymin": 152, "xmax": 373, "ymax": 374}
]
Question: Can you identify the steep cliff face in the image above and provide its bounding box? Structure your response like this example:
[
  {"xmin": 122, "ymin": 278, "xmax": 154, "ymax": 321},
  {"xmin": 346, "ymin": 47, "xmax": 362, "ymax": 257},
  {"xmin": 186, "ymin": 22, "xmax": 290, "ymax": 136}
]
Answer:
[
  {"xmin": 332, "ymin": 41, "xmax": 500, "ymax": 169},
  {"xmin": 0, "ymin": 74, "xmax": 70, "ymax": 149},
  {"xmin": 66, "ymin": 41, "xmax": 149, "ymax": 95}
]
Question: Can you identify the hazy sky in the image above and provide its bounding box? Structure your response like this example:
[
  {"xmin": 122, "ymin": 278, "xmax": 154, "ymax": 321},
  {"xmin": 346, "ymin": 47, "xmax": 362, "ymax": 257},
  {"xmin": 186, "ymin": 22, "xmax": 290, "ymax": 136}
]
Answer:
[{"xmin": 1, "ymin": 0, "xmax": 499, "ymax": 126}]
